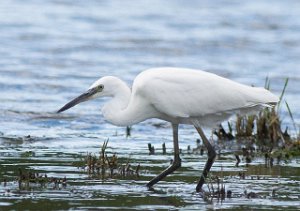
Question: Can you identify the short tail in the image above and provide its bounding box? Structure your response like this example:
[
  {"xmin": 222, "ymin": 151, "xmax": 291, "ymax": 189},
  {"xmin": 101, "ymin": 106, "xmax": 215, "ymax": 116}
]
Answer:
[{"xmin": 251, "ymin": 87, "xmax": 279, "ymax": 105}]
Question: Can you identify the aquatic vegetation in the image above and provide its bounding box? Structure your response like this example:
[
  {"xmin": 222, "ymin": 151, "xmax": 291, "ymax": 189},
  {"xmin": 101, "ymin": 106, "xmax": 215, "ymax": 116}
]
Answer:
[
  {"xmin": 16, "ymin": 169, "xmax": 67, "ymax": 190},
  {"xmin": 74, "ymin": 139, "xmax": 141, "ymax": 179},
  {"xmin": 203, "ymin": 174, "xmax": 227, "ymax": 202},
  {"xmin": 214, "ymin": 78, "xmax": 299, "ymax": 157}
]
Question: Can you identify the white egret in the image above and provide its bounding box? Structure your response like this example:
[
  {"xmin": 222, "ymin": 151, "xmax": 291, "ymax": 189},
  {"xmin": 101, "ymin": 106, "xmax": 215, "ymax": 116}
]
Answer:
[{"xmin": 57, "ymin": 67, "xmax": 279, "ymax": 192}]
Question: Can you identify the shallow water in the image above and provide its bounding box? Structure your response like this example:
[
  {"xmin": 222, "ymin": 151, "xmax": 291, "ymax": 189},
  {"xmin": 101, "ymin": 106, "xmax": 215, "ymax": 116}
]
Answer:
[
  {"xmin": 0, "ymin": 137, "xmax": 300, "ymax": 210},
  {"xmin": 0, "ymin": 0, "xmax": 300, "ymax": 210}
]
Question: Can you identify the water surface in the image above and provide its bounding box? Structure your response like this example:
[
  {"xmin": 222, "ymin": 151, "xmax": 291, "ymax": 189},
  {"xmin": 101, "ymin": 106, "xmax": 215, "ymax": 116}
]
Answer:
[{"xmin": 0, "ymin": 0, "xmax": 300, "ymax": 210}]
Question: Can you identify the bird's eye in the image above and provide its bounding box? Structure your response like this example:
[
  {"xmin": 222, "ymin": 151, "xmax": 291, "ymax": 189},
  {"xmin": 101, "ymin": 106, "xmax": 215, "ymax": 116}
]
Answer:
[{"xmin": 94, "ymin": 84, "xmax": 104, "ymax": 92}]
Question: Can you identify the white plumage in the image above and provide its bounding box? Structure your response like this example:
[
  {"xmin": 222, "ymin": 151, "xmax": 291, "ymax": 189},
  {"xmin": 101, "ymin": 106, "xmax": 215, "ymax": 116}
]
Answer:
[
  {"xmin": 57, "ymin": 67, "xmax": 279, "ymax": 191},
  {"xmin": 129, "ymin": 67, "xmax": 278, "ymax": 127},
  {"xmin": 76, "ymin": 67, "xmax": 278, "ymax": 127}
]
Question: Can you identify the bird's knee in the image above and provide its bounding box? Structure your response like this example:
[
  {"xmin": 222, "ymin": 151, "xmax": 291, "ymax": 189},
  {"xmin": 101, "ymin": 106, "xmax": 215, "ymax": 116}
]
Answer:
[
  {"xmin": 209, "ymin": 150, "xmax": 217, "ymax": 160},
  {"xmin": 173, "ymin": 158, "xmax": 181, "ymax": 168},
  {"xmin": 207, "ymin": 148, "xmax": 216, "ymax": 160}
]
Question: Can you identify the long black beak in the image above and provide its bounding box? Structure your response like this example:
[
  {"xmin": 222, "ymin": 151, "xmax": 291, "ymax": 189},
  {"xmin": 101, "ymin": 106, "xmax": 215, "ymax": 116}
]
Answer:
[{"xmin": 57, "ymin": 88, "xmax": 98, "ymax": 113}]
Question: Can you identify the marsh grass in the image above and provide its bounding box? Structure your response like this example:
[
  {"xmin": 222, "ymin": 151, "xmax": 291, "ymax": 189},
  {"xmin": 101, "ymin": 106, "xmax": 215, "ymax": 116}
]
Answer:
[
  {"xmin": 74, "ymin": 139, "xmax": 140, "ymax": 179},
  {"xmin": 16, "ymin": 168, "xmax": 67, "ymax": 190},
  {"xmin": 214, "ymin": 78, "xmax": 299, "ymax": 154}
]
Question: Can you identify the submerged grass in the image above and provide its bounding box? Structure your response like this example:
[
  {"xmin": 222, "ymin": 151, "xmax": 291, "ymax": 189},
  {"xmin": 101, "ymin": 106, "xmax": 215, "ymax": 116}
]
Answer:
[
  {"xmin": 215, "ymin": 78, "xmax": 300, "ymax": 156},
  {"xmin": 73, "ymin": 139, "xmax": 141, "ymax": 179},
  {"xmin": 16, "ymin": 169, "xmax": 67, "ymax": 190}
]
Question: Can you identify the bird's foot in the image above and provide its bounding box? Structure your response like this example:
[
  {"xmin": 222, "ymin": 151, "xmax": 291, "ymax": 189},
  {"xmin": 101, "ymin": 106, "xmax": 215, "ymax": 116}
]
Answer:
[{"xmin": 146, "ymin": 183, "xmax": 154, "ymax": 191}]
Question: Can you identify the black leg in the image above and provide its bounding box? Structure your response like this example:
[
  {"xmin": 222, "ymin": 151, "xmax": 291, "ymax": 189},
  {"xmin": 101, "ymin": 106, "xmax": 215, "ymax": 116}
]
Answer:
[
  {"xmin": 194, "ymin": 126, "xmax": 216, "ymax": 192},
  {"xmin": 147, "ymin": 123, "xmax": 181, "ymax": 188}
]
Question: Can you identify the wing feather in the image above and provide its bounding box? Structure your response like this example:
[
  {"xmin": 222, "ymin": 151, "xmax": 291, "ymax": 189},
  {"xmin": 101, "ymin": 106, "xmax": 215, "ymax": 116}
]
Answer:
[{"xmin": 133, "ymin": 68, "xmax": 279, "ymax": 119}]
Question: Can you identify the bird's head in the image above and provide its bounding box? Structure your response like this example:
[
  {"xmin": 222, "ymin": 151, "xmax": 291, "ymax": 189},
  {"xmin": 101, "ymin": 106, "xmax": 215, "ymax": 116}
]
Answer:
[{"xmin": 57, "ymin": 76, "xmax": 120, "ymax": 113}]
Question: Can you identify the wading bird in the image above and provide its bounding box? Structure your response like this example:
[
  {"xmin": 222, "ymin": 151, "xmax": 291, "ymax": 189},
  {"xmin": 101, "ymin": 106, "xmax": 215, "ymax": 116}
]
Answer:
[{"xmin": 57, "ymin": 67, "xmax": 279, "ymax": 192}]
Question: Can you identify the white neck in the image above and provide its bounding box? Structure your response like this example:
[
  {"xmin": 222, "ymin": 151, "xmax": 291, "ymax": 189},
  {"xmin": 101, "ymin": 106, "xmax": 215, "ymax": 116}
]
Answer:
[{"xmin": 101, "ymin": 78, "xmax": 151, "ymax": 126}]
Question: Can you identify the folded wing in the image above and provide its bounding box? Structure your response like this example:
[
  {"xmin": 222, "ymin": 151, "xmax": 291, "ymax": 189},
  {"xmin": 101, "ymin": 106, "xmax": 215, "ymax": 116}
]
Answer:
[{"xmin": 135, "ymin": 68, "xmax": 279, "ymax": 119}]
